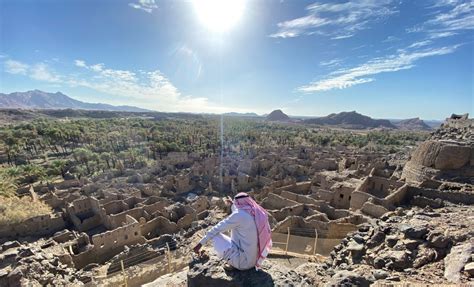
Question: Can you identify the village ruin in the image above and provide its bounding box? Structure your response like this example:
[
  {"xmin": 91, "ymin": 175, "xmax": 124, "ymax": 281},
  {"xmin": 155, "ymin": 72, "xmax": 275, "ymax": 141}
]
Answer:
[{"xmin": 0, "ymin": 114, "xmax": 473, "ymax": 286}]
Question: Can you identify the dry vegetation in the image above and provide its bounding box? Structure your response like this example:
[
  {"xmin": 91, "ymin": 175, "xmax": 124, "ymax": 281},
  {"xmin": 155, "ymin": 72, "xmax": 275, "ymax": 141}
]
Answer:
[{"xmin": 0, "ymin": 195, "xmax": 52, "ymax": 225}]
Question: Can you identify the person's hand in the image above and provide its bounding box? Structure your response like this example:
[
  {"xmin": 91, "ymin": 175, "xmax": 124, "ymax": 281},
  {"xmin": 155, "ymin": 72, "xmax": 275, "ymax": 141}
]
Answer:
[{"xmin": 193, "ymin": 243, "xmax": 202, "ymax": 255}]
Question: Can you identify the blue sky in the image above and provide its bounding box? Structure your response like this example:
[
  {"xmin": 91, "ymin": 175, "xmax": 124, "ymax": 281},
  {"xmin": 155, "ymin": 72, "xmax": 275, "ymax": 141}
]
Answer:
[{"xmin": 0, "ymin": 0, "xmax": 472, "ymax": 119}]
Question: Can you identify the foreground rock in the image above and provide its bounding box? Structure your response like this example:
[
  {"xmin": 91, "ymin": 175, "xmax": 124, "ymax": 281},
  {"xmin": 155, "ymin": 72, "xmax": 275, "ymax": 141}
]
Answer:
[
  {"xmin": 187, "ymin": 256, "xmax": 310, "ymax": 287},
  {"xmin": 327, "ymin": 205, "xmax": 474, "ymax": 284}
]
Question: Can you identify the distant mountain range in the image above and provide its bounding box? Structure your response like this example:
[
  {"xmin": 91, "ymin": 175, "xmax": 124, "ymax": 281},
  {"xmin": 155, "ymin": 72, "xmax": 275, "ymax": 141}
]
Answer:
[
  {"xmin": 0, "ymin": 90, "xmax": 150, "ymax": 112},
  {"xmin": 0, "ymin": 90, "xmax": 438, "ymax": 130},
  {"xmin": 303, "ymin": 111, "xmax": 397, "ymax": 129},
  {"xmin": 223, "ymin": 112, "xmax": 260, "ymax": 117}
]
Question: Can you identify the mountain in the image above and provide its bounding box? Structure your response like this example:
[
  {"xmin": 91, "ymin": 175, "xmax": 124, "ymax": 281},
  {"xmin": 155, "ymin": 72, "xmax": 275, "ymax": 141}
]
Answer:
[
  {"xmin": 0, "ymin": 90, "xmax": 151, "ymax": 112},
  {"xmin": 223, "ymin": 112, "xmax": 260, "ymax": 117},
  {"xmin": 304, "ymin": 111, "xmax": 397, "ymax": 129},
  {"xmin": 392, "ymin": 117, "xmax": 432, "ymax": 131},
  {"xmin": 266, "ymin": 109, "xmax": 290, "ymax": 122}
]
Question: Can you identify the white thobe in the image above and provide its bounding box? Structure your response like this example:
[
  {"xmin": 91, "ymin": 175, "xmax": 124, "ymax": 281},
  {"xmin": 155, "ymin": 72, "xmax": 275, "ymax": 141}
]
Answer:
[{"xmin": 199, "ymin": 207, "xmax": 258, "ymax": 270}]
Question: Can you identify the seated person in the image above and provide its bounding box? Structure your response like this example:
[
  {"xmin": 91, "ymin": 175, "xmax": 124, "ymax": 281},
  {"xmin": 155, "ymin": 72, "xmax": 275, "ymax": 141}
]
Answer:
[{"xmin": 193, "ymin": 192, "xmax": 272, "ymax": 270}]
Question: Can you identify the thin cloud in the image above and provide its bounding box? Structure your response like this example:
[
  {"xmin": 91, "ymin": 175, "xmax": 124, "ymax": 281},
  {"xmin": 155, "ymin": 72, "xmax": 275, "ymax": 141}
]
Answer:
[
  {"xmin": 74, "ymin": 59, "xmax": 87, "ymax": 68},
  {"xmin": 408, "ymin": 40, "xmax": 433, "ymax": 49},
  {"xmin": 30, "ymin": 63, "xmax": 61, "ymax": 83},
  {"xmin": 319, "ymin": 59, "xmax": 343, "ymax": 67},
  {"xmin": 129, "ymin": 0, "xmax": 158, "ymax": 13},
  {"xmin": 298, "ymin": 44, "xmax": 459, "ymax": 93},
  {"xmin": 4, "ymin": 60, "xmax": 60, "ymax": 82},
  {"xmin": 406, "ymin": 0, "xmax": 473, "ymax": 38},
  {"xmin": 4, "ymin": 60, "xmax": 29, "ymax": 75},
  {"xmin": 270, "ymin": 0, "xmax": 397, "ymax": 39}
]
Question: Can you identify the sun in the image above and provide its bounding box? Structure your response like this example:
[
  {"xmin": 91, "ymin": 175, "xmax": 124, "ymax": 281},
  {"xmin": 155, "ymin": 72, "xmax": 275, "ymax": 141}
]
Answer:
[{"xmin": 193, "ymin": 0, "xmax": 246, "ymax": 33}]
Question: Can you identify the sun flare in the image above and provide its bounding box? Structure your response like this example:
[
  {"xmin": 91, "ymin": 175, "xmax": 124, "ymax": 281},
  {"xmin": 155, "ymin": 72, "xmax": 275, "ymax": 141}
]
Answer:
[{"xmin": 193, "ymin": 0, "xmax": 246, "ymax": 32}]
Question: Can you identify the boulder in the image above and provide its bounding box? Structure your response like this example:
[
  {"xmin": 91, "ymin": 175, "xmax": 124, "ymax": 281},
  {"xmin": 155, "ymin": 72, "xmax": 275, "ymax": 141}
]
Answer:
[
  {"xmin": 187, "ymin": 256, "xmax": 310, "ymax": 287},
  {"xmin": 382, "ymin": 250, "xmax": 411, "ymax": 271},
  {"xmin": 444, "ymin": 241, "xmax": 473, "ymax": 283},
  {"xmin": 1, "ymin": 241, "xmax": 20, "ymax": 252},
  {"xmin": 434, "ymin": 145, "xmax": 470, "ymax": 170},
  {"xmin": 464, "ymin": 262, "xmax": 474, "ymax": 277},
  {"xmin": 399, "ymin": 225, "xmax": 428, "ymax": 240},
  {"xmin": 413, "ymin": 246, "xmax": 436, "ymax": 268}
]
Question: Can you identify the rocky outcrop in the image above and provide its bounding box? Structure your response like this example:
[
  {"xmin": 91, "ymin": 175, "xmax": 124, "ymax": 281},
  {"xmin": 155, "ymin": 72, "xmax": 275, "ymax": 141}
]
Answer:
[
  {"xmin": 304, "ymin": 111, "xmax": 397, "ymax": 129},
  {"xmin": 327, "ymin": 205, "xmax": 474, "ymax": 284},
  {"xmin": 402, "ymin": 114, "xmax": 473, "ymax": 184},
  {"xmin": 394, "ymin": 118, "xmax": 432, "ymax": 131},
  {"xmin": 187, "ymin": 256, "xmax": 310, "ymax": 287},
  {"xmin": 266, "ymin": 110, "xmax": 290, "ymax": 122}
]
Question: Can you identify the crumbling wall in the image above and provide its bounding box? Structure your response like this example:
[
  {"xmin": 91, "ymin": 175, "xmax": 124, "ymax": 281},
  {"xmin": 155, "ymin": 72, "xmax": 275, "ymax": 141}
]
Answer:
[
  {"xmin": 261, "ymin": 193, "xmax": 299, "ymax": 210},
  {"xmin": 140, "ymin": 216, "xmax": 179, "ymax": 239},
  {"xmin": 0, "ymin": 214, "xmax": 65, "ymax": 238},
  {"xmin": 73, "ymin": 215, "xmax": 146, "ymax": 269},
  {"xmin": 66, "ymin": 197, "xmax": 104, "ymax": 232},
  {"xmin": 278, "ymin": 190, "xmax": 321, "ymax": 206},
  {"xmin": 360, "ymin": 201, "xmax": 389, "ymax": 218}
]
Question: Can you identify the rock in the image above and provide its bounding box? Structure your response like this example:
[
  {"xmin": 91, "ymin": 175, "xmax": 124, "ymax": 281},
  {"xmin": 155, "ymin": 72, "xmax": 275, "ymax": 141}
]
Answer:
[
  {"xmin": 413, "ymin": 246, "xmax": 436, "ymax": 268},
  {"xmin": 464, "ymin": 262, "xmax": 474, "ymax": 277},
  {"xmin": 373, "ymin": 257, "xmax": 386, "ymax": 269},
  {"xmin": 1, "ymin": 241, "xmax": 21, "ymax": 252},
  {"xmin": 373, "ymin": 269, "xmax": 389, "ymax": 280},
  {"xmin": 352, "ymin": 234, "xmax": 365, "ymax": 244},
  {"xmin": 386, "ymin": 275, "xmax": 400, "ymax": 281},
  {"xmin": 18, "ymin": 248, "xmax": 34, "ymax": 258},
  {"xmin": 399, "ymin": 225, "xmax": 428, "ymax": 240},
  {"xmin": 327, "ymin": 270, "xmax": 371, "ymax": 287},
  {"xmin": 187, "ymin": 256, "xmax": 309, "ymax": 287},
  {"xmin": 427, "ymin": 232, "xmax": 452, "ymax": 249},
  {"xmin": 382, "ymin": 250, "xmax": 411, "ymax": 271},
  {"xmin": 347, "ymin": 240, "xmax": 365, "ymax": 260},
  {"xmin": 366, "ymin": 231, "xmax": 385, "ymax": 248},
  {"xmin": 385, "ymin": 235, "xmax": 399, "ymax": 247},
  {"xmin": 444, "ymin": 241, "xmax": 473, "ymax": 283},
  {"xmin": 7, "ymin": 266, "xmax": 25, "ymax": 286},
  {"xmin": 402, "ymin": 239, "xmax": 421, "ymax": 250}
]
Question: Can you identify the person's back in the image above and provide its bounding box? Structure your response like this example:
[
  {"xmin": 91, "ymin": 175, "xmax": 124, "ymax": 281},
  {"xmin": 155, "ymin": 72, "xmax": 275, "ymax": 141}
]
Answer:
[
  {"xmin": 197, "ymin": 206, "xmax": 258, "ymax": 270},
  {"xmin": 194, "ymin": 193, "xmax": 272, "ymax": 271},
  {"xmin": 228, "ymin": 208, "xmax": 259, "ymax": 270}
]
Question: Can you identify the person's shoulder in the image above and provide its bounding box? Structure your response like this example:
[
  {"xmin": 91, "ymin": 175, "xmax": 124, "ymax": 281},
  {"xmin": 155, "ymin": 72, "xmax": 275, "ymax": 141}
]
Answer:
[{"xmin": 235, "ymin": 208, "xmax": 253, "ymax": 219}]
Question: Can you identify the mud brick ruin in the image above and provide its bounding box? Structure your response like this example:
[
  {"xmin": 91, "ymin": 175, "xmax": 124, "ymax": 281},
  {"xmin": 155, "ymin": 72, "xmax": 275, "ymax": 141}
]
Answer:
[{"xmin": 1, "ymin": 114, "xmax": 473, "ymax": 286}]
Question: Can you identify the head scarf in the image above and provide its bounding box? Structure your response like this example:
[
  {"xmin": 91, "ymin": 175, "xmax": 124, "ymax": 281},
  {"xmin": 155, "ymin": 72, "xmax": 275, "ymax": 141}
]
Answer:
[{"xmin": 233, "ymin": 192, "xmax": 272, "ymax": 270}]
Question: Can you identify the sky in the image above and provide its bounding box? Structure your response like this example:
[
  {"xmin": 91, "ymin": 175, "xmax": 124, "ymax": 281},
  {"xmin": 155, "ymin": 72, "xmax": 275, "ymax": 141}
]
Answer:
[{"xmin": 0, "ymin": 0, "xmax": 473, "ymax": 119}]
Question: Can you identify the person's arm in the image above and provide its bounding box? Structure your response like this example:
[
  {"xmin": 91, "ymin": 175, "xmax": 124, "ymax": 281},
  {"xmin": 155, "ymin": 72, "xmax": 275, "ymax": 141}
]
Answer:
[
  {"xmin": 193, "ymin": 211, "xmax": 241, "ymax": 254},
  {"xmin": 199, "ymin": 211, "xmax": 241, "ymax": 245}
]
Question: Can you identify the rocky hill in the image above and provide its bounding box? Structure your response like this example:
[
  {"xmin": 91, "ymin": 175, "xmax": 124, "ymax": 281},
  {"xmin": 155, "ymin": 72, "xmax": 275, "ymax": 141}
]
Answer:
[
  {"xmin": 304, "ymin": 111, "xmax": 397, "ymax": 129},
  {"xmin": 266, "ymin": 109, "xmax": 290, "ymax": 122},
  {"xmin": 0, "ymin": 90, "xmax": 150, "ymax": 112},
  {"xmin": 393, "ymin": 118, "xmax": 432, "ymax": 131}
]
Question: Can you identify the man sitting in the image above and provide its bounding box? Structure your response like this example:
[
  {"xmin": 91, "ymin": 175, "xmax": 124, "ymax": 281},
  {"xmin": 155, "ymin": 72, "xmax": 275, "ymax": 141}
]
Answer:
[{"xmin": 193, "ymin": 192, "xmax": 272, "ymax": 270}]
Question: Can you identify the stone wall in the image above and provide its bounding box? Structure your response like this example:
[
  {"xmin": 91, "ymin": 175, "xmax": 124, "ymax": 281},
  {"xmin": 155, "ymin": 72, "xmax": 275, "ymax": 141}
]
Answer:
[{"xmin": 0, "ymin": 213, "xmax": 65, "ymax": 238}]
